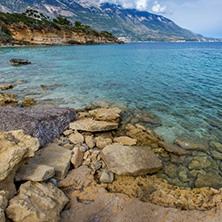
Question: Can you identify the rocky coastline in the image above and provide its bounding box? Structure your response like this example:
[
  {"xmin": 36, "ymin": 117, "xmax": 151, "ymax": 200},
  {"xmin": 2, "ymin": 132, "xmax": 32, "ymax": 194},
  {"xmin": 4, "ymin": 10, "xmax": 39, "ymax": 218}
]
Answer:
[{"xmin": 1, "ymin": 84, "xmax": 222, "ymax": 221}]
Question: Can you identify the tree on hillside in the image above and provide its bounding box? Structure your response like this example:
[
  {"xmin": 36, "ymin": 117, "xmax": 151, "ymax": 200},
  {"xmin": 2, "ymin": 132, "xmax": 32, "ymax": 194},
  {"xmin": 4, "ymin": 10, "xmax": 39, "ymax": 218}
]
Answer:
[{"xmin": 53, "ymin": 15, "xmax": 72, "ymax": 26}]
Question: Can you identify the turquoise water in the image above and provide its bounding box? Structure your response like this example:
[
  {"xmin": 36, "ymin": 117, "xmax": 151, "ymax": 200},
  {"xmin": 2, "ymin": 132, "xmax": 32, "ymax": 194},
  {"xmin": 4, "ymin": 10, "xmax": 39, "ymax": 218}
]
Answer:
[{"xmin": 0, "ymin": 42, "xmax": 222, "ymax": 145}]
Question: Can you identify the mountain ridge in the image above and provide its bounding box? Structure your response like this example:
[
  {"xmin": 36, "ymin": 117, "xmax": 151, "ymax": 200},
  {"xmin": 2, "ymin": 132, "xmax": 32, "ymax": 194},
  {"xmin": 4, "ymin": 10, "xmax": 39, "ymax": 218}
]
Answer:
[{"xmin": 0, "ymin": 0, "xmax": 219, "ymax": 42}]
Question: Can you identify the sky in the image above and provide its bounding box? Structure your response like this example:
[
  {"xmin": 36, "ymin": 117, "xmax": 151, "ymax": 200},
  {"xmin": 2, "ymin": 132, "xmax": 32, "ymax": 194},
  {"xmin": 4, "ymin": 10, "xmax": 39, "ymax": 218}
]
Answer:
[{"xmin": 99, "ymin": 0, "xmax": 222, "ymax": 38}]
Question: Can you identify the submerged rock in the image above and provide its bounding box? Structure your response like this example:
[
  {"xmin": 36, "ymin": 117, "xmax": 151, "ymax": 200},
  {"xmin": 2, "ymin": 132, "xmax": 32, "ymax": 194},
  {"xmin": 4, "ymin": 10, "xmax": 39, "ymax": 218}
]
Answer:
[
  {"xmin": 10, "ymin": 58, "xmax": 31, "ymax": 66},
  {"xmin": 101, "ymin": 143, "xmax": 162, "ymax": 176},
  {"xmin": 70, "ymin": 118, "xmax": 118, "ymax": 132},
  {"xmin": 21, "ymin": 97, "xmax": 36, "ymax": 107},
  {"xmin": 158, "ymin": 141, "xmax": 187, "ymax": 155},
  {"xmin": 0, "ymin": 83, "xmax": 13, "ymax": 90},
  {"xmin": 0, "ymin": 107, "xmax": 76, "ymax": 146},
  {"xmin": 0, "ymin": 93, "xmax": 18, "ymax": 107},
  {"xmin": 6, "ymin": 181, "xmax": 68, "ymax": 222},
  {"xmin": 174, "ymin": 138, "xmax": 207, "ymax": 151}
]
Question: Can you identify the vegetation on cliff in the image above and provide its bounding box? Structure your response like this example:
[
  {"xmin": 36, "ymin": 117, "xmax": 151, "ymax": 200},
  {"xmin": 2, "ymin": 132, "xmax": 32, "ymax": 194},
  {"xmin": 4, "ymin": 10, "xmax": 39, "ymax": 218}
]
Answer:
[{"xmin": 0, "ymin": 11, "xmax": 122, "ymax": 45}]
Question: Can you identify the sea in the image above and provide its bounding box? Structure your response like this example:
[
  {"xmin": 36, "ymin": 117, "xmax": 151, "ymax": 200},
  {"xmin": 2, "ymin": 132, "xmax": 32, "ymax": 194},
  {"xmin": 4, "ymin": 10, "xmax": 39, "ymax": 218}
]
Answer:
[{"xmin": 1, "ymin": 42, "xmax": 222, "ymax": 187}]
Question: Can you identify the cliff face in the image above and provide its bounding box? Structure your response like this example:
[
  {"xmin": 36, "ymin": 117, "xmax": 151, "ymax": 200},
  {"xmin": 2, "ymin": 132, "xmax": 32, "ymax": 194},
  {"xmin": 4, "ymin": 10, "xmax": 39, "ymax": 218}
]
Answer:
[{"xmin": 0, "ymin": 12, "xmax": 123, "ymax": 46}]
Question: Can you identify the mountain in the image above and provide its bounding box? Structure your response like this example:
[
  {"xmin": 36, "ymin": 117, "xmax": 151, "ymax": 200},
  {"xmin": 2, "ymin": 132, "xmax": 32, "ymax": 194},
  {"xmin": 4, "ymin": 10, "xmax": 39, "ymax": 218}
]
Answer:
[{"xmin": 0, "ymin": 0, "xmax": 215, "ymax": 42}]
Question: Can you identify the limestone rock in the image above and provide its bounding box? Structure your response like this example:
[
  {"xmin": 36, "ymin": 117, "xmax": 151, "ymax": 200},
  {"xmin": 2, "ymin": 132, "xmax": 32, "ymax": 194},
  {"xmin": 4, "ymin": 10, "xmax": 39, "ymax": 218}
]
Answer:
[
  {"xmin": 158, "ymin": 141, "xmax": 186, "ymax": 155},
  {"xmin": 6, "ymin": 181, "xmax": 68, "ymax": 222},
  {"xmin": 58, "ymin": 166, "xmax": 93, "ymax": 189},
  {"xmin": 10, "ymin": 58, "xmax": 31, "ymax": 66},
  {"xmin": 195, "ymin": 173, "xmax": 222, "ymax": 189},
  {"xmin": 69, "ymin": 118, "xmax": 118, "ymax": 132},
  {"xmin": 0, "ymin": 130, "xmax": 39, "ymax": 197},
  {"xmin": 0, "ymin": 191, "xmax": 8, "ymax": 222},
  {"xmin": 71, "ymin": 147, "xmax": 84, "ymax": 168},
  {"xmin": 85, "ymin": 135, "xmax": 95, "ymax": 148},
  {"xmin": 0, "ymin": 107, "xmax": 76, "ymax": 146},
  {"xmin": 15, "ymin": 164, "xmax": 55, "ymax": 182},
  {"xmin": 0, "ymin": 93, "xmax": 18, "ymax": 107},
  {"xmin": 0, "ymin": 83, "xmax": 13, "ymax": 90},
  {"xmin": 89, "ymin": 107, "xmax": 121, "ymax": 122},
  {"xmin": 100, "ymin": 168, "xmax": 114, "ymax": 183},
  {"xmin": 21, "ymin": 97, "xmax": 36, "ymax": 107},
  {"xmin": 68, "ymin": 132, "xmax": 84, "ymax": 145},
  {"xmin": 101, "ymin": 143, "xmax": 162, "ymax": 176},
  {"xmin": 17, "ymin": 143, "xmax": 71, "ymax": 180},
  {"xmin": 126, "ymin": 124, "xmax": 162, "ymax": 145},
  {"xmin": 174, "ymin": 138, "xmax": 207, "ymax": 151},
  {"xmin": 113, "ymin": 136, "xmax": 137, "ymax": 146},
  {"xmin": 95, "ymin": 136, "xmax": 112, "ymax": 149}
]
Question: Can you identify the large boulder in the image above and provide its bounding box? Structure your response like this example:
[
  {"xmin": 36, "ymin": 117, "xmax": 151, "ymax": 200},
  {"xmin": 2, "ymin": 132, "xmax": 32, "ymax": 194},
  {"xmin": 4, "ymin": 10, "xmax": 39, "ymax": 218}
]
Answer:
[
  {"xmin": 0, "ymin": 130, "xmax": 40, "ymax": 198},
  {"xmin": 89, "ymin": 107, "xmax": 121, "ymax": 122},
  {"xmin": 101, "ymin": 143, "xmax": 162, "ymax": 176},
  {"xmin": 6, "ymin": 181, "xmax": 69, "ymax": 222},
  {"xmin": 70, "ymin": 118, "xmax": 118, "ymax": 132},
  {"xmin": 15, "ymin": 143, "xmax": 72, "ymax": 180},
  {"xmin": 0, "ymin": 107, "xmax": 76, "ymax": 146}
]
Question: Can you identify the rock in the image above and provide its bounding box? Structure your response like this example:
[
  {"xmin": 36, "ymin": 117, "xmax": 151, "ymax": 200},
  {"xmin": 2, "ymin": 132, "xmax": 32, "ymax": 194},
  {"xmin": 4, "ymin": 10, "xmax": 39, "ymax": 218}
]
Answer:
[
  {"xmin": 114, "ymin": 136, "xmax": 137, "ymax": 146},
  {"xmin": 93, "ymin": 99, "xmax": 110, "ymax": 107},
  {"xmin": 0, "ymin": 83, "xmax": 13, "ymax": 90},
  {"xmin": 0, "ymin": 191, "xmax": 8, "ymax": 222},
  {"xmin": 6, "ymin": 181, "xmax": 68, "ymax": 222},
  {"xmin": 188, "ymin": 156, "xmax": 211, "ymax": 170},
  {"xmin": 85, "ymin": 135, "xmax": 95, "ymax": 148},
  {"xmin": 10, "ymin": 58, "xmax": 31, "ymax": 66},
  {"xmin": 21, "ymin": 97, "xmax": 36, "ymax": 107},
  {"xmin": 0, "ymin": 130, "xmax": 39, "ymax": 198},
  {"xmin": 85, "ymin": 105, "xmax": 94, "ymax": 110},
  {"xmin": 58, "ymin": 166, "xmax": 93, "ymax": 189},
  {"xmin": 100, "ymin": 168, "xmax": 114, "ymax": 183},
  {"xmin": 63, "ymin": 129, "xmax": 73, "ymax": 136},
  {"xmin": 0, "ymin": 107, "xmax": 76, "ymax": 146},
  {"xmin": 63, "ymin": 143, "xmax": 73, "ymax": 150},
  {"xmin": 158, "ymin": 141, "xmax": 186, "ymax": 155},
  {"xmin": 126, "ymin": 124, "xmax": 162, "ymax": 145},
  {"xmin": 95, "ymin": 136, "xmax": 112, "ymax": 149},
  {"xmin": 71, "ymin": 147, "xmax": 84, "ymax": 168},
  {"xmin": 174, "ymin": 138, "xmax": 207, "ymax": 151},
  {"xmin": 101, "ymin": 143, "xmax": 162, "ymax": 176},
  {"xmin": 17, "ymin": 143, "xmax": 71, "ymax": 180},
  {"xmin": 68, "ymin": 131, "xmax": 84, "ymax": 145},
  {"xmin": 164, "ymin": 164, "xmax": 178, "ymax": 178},
  {"xmin": 170, "ymin": 154, "xmax": 186, "ymax": 164},
  {"xmin": 15, "ymin": 164, "xmax": 55, "ymax": 182},
  {"xmin": 92, "ymin": 161, "xmax": 102, "ymax": 171},
  {"xmin": 195, "ymin": 173, "xmax": 222, "ymax": 188},
  {"xmin": 0, "ymin": 93, "xmax": 18, "ymax": 107},
  {"xmin": 70, "ymin": 118, "xmax": 118, "ymax": 132},
  {"xmin": 211, "ymin": 150, "xmax": 222, "ymax": 160},
  {"xmin": 89, "ymin": 107, "xmax": 121, "ymax": 122}
]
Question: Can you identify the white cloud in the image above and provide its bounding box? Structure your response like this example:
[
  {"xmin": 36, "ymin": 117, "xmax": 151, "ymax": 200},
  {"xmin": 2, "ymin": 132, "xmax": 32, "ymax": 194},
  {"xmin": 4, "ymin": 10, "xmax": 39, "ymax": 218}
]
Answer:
[
  {"xmin": 136, "ymin": 0, "xmax": 149, "ymax": 11},
  {"xmin": 152, "ymin": 1, "xmax": 167, "ymax": 13}
]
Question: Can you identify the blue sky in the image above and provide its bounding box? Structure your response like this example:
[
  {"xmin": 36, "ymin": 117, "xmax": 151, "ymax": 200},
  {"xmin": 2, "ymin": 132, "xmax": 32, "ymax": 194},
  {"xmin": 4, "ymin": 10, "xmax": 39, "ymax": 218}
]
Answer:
[{"xmin": 101, "ymin": 0, "xmax": 222, "ymax": 38}]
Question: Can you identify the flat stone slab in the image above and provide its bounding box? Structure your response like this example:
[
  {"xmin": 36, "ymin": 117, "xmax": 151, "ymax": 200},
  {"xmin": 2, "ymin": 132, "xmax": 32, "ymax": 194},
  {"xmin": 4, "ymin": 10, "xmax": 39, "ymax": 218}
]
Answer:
[
  {"xmin": 0, "ymin": 107, "xmax": 76, "ymax": 146},
  {"xmin": 101, "ymin": 143, "xmax": 162, "ymax": 176},
  {"xmin": 17, "ymin": 143, "xmax": 72, "ymax": 180},
  {"xmin": 6, "ymin": 181, "xmax": 68, "ymax": 222},
  {"xmin": 158, "ymin": 141, "xmax": 187, "ymax": 155},
  {"xmin": 15, "ymin": 164, "xmax": 55, "ymax": 182},
  {"xmin": 70, "ymin": 118, "xmax": 118, "ymax": 132},
  {"xmin": 114, "ymin": 136, "xmax": 137, "ymax": 146}
]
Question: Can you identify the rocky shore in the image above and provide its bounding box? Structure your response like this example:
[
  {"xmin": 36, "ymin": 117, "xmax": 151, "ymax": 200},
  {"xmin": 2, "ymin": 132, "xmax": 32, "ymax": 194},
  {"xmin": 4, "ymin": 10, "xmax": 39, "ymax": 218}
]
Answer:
[{"xmin": 1, "ymin": 93, "xmax": 222, "ymax": 222}]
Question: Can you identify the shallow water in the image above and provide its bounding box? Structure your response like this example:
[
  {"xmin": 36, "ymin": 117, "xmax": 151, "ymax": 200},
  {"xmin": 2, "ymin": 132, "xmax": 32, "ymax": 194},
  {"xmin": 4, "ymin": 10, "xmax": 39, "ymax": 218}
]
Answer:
[
  {"xmin": 1, "ymin": 42, "xmax": 221, "ymax": 143},
  {"xmin": 0, "ymin": 42, "xmax": 222, "ymax": 188}
]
